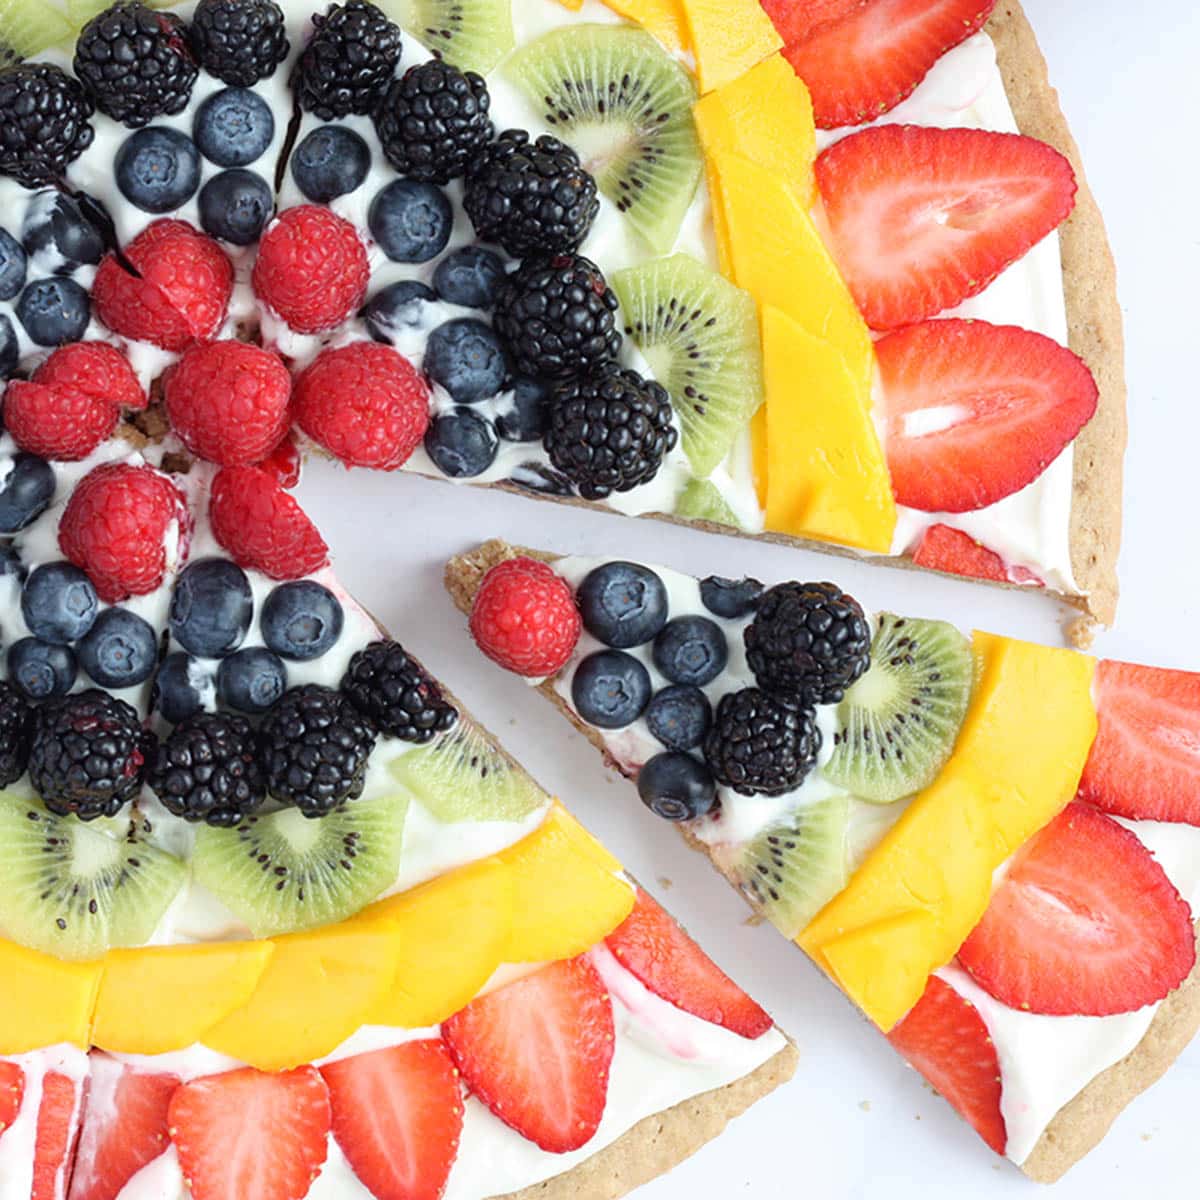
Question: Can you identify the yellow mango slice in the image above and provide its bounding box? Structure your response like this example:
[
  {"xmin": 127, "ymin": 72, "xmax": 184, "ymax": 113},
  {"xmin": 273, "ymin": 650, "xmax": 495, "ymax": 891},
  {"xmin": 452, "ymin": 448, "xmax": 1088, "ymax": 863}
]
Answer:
[
  {"xmin": 91, "ymin": 941, "xmax": 275, "ymax": 1056},
  {"xmin": 749, "ymin": 406, "xmax": 768, "ymax": 510},
  {"xmin": 0, "ymin": 940, "xmax": 100, "ymax": 1053},
  {"xmin": 678, "ymin": 0, "xmax": 781, "ymax": 93},
  {"xmin": 553, "ymin": 0, "xmax": 584, "ymax": 8},
  {"xmin": 761, "ymin": 305, "xmax": 895, "ymax": 553},
  {"xmin": 799, "ymin": 634, "xmax": 1097, "ymax": 1032},
  {"xmin": 600, "ymin": 0, "xmax": 687, "ymax": 52}
]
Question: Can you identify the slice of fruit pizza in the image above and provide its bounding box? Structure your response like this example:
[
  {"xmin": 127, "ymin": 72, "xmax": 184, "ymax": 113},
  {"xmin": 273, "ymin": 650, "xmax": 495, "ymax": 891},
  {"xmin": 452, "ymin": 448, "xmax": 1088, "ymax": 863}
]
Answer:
[{"xmin": 447, "ymin": 539, "xmax": 1200, "ymax": 1183}]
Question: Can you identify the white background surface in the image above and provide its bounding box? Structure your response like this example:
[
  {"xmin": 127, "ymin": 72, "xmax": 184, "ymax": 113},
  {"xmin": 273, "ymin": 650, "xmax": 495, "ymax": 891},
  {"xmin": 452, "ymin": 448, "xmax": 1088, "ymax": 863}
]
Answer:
[{"xmin": 294, "ymin": 4, "xmax": 1198, "ymax": 1195}]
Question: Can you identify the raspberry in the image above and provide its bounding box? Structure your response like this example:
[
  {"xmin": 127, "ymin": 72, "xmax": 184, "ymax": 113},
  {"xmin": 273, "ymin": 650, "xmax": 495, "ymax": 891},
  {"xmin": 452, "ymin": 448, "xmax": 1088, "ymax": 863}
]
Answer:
[
  {"xmin": 34, "ymin": 342, "xmax": 146, "ymax": 411},
  {"xmin": 209, "ymin": 465, "xmax": 329, "ymax": 580},
  {"xmin": 252, "ymin": 206, "xmax": 368, "ymax": 334},
  {"xmin": 164, "ymin": 340, "xmax": 292, "ymax": 466},
  {"xmin": 59, "ymin": 463, "xmax": 191, "ymax": 603},
  {"xmin": 260, "ymin": 431, "xmax": 301, "ymax": 488},
  {"xmin": 469, "ymin": 556, "xmax": 581, "ymax": 677},
  {"xmin": 3, "ymin": 380, "xmax": 119, "ymax": 462},
  {"xmin": 293, "ymin": 342, "xmax": 429, "ymax": 470}
]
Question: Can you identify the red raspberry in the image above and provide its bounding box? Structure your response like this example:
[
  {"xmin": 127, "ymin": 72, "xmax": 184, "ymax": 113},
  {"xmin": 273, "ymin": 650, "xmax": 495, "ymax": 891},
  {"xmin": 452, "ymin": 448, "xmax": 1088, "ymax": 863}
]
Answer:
[
  {"xmin": 164, "ymin": 340, "xmax": 292, "ymax": 466},
  {"xmin": 34, "ymin": 342, "xmax": 146, "ymax": 411},
  {"xmin": 209, "ymin": 465, "xmax": 329, "ymax": 580},
  {"xmin": 293, "ymin": 342, "xmax": 430, "ymax": 470},
  {"xmin": 260, "ymin": 431, "xmax": 302, "ymax": 489},
  {"xmin": 469, "ymin": 556, "xmax": 581, "ymax": 677},
  {"xmin": 3, "ymin": 380, "xmax": 119, "ymax": 461},
  {"xmin": 252, "ymin": 206, "xmax": 369, "ymax": 334},
  {"xmin": 59, "ymin": 463, "xmax": 191, "ymax": 603}
]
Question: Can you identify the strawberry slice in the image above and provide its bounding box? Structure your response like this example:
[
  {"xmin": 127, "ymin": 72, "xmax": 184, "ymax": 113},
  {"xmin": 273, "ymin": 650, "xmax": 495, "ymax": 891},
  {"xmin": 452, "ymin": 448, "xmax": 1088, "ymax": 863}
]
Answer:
[
  {"xmin": 320, "ymin": 1041, "xmax": 463, "ymax": 1200},
  {"xmin": 32, "ymin": 1072, "xmax": 83, "ymax": 1200},
  {"xmin": 887, "ymin": 975, "xmax": 1006, "ymax": 1155},
  {"xmin": 169, "ymin": 1066, "xmax": 331, "ymax": 1200},
  {"xmin": 1078, "ymin": 660, "xmax": 1200, "ymax": 825},
  {"xmin": 815, "ymin": 125, "xmax": 1076, "ymax": 328},
  {"xmin": 760, "ymin": 0, "xmax": 865, "ymax": 45},
  {"xmin": 876, "ymin": 319, "xmax": 1097, "ymax": 512},
  {"xmin": 785, "ymin": 0, "xmax": 997, "ymax": 129},
  {"xmin": 605, "ymin": 889, "xmax": 772, "ymax": 1038},
  {"xmin": 959, "ymin": 803, "xmax": 1196, "ymax": 1016},
  {"xmin": 912, "ymin": 524, "xmax": 1043, "ymax": 587},
  {"xmin": 442, "ymin": 957, "xmax": 614, "ymax": 1153},
  {"xmin": 0, "ymin": 1060, "xmax": 23, "ymax": 1139}
]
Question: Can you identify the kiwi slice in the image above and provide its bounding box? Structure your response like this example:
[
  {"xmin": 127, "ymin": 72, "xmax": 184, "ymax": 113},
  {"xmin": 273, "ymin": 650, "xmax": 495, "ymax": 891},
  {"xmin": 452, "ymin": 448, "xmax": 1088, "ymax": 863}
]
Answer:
[
  {"xmin": 506, "ymin": 24, "xmax": 702, "ymax": 253},
  {"xmin": 0, "ymin": 0, "xmax": 75, "ymax": 62},
  {"xmin": 825, "ymin": 613, "xmax": 974, "ymax": 805},
  {"xmin": 381, "ymin": 0, "xmax": 514, "ymax": 75},
  {"xmin": 0, "ymin": 792, "xmax": 186, "ymax": 961},
  {"xmin": 674, "ymin": 478, "xmax": 741, "ymax": 529},
  {"xmin": 193, "ymin": 792, "xmax": 408, "ymax": 938},
  {"xmin": 388, "ymin": 720, "xmax": 549, "ymax": 823},
  {"xmin": 613, "ymin": 253, "xmax": 763, "ymax": 478}
]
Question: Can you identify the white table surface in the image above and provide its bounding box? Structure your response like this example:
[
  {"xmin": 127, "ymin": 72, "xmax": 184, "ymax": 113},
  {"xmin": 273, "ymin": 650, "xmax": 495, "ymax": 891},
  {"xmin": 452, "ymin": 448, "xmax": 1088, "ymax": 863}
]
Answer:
[{"xmin": 294, "ymin": 3, "xmax": 1198, "ymax": 1194}]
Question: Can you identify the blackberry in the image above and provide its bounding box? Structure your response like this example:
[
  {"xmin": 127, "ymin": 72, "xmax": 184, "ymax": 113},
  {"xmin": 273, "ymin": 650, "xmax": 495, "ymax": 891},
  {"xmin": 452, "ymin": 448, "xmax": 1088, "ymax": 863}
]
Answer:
[
  {"xmin": 341, "ymin": 639, "xmax": 458, "ymax": 744},
  {"xmin": 0, "ymin": 682, "xmax": 31, "ymax": 788},
  {"xmin": 494, "ymin": 253, "xmax": 621, "ymax": 380},
  {"xmin": 704, "ymin": 687, "xmax": 821, "ymax": 797},
  {"xmin": 464, "ymin": 130, "xmax": 598, "ymax": 258},
  {"xmin": 74, "ymin": 2, "xmax": 198, "ymax": 128},
  {"xmin": 744, "ymin": 581, "xmax": 871, "ymax": 706},
  {"xmin": 543, "ymin": 362, "xmax": 677, "ymax": 500},
  {"xmin": 259, "ymin": 684, "xmax": 376, "ymax": 817},
  {"xmin": 28, "ymin": 689, "xmax": 148, "ymax": 820},
  {"xmin": 294, "ymin": 0, "xmax": 402, "ymax": 121},
  {"xmin": 0, "ymin": 64, "xmax": 94, "ymax": 188},
  {"xmin": 189, "ymin": 0, "xmax": 289, "ymax": 88},
  {"xmin": 147, "ymin": 710, "xmax": 265, "ymax": 826},
  {"xmin": 374, "ymin": 60, "xmax": 493, "ymax": 184}
]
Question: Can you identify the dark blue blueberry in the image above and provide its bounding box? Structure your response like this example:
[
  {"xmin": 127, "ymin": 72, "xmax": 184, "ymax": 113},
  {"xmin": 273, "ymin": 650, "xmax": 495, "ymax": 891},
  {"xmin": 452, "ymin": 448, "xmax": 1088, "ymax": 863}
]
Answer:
[
  {"xmin": 21, "ymin": 562, "xmax": 98, "ymax": 644},
  {"xmin": 217, "ymin": 646, "xmax": 287, "ymax": 713},
  {"xmin": 699, "ymin": 575, "xmax": 764, "ymax": 620},
  {"xmin": 495, "ymin": 377, "xmax": 549, "ymax": 442},
  {"xmin": 194, "ymin": 87, "xmax": 275, "ymax": 167},
  {"xmin": 645, "ymin": 685, "xmax": 712, "ymax": 751},
  {"xmin": 0, "ymin": 544, "xmax": 26, "ymax": 583},
  {"xmin": 77, "ymin": 607, "xmax": 159, "ymax": 688},
  {"xmin": 16, "ymin": 278, "xmax": 90, "ymax": 346},
  {"xmin": 368, "ymin": 178, "xmax": 452, "ymax": 263},
  {"xmin": 508, "ymin": 461, "xmax": 574, "ymax": 496},
  {"xmin": 572, "ymin": 649, "xmax": 652, "ymax": 729},
  {"xmin": 199, "ymin": 169, "xmax": 273, "ymax": 245},
  {"xmin": 423, "ymin": 408, "xmax": 498, "ymax": 478},
  {"xmin": 116, "ymin": 127, "xmax": 202, "ymax": 214},
  {"xmin": 0, "ymin": 454, "xmax": 55, "ymax": 533},
  {"xmin": 261, "ymin": 580, "xmax": 344, "ymax": 661},
  {"xmin": 0, "ymin": 229, "xmax": 27, "ymax": 300},
  {"xmin": 20, "ymin": 193, "xmax": 104, "ymax": 274},
  {"xmin": 577, "ymin": 561, "xmax": 669, "ymax": 649},
  {"xmin": 361, "ymin": 280, "xmax": 435, "ymax": 344},
  {"xmin": 169, "ymin": 558, "xmax": 253, "ymax": 657},
  {"xmin": 0, "ymin": 316, "xmax": 16, "ymax": 381},
  {"xmin": 155, "ymin": 651, "xmax": 210, "ymax": 724},
  {"xmin": 433, "ymin": 246, "xmax": 506, "ymax": 308},
  {"xmin": 8, "ymin": 637, "xmax": 76, "ymax": 700},
  {"xmin": 292, "ymin": 125, "xmax": 370, "ymax": 202},
  {"xmin": 637, "ymin": 752, "xmax": 716, "ymax": 821},
  {"xmin": 652, "ymin": 616, "xmax": 728, "ymax": 687},
  {"xmin": 424, "ymin": 318, "xmax": 508, "ymax": 404}
]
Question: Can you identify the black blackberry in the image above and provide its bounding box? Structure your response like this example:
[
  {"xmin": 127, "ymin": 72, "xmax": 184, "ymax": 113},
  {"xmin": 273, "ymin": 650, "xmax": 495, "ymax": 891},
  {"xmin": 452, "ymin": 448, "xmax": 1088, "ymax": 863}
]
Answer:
[
  {"xmin": 146, "ymin": 711, "xmax": 265, "ymax": 827},
  {"xmin": 340, "ymin": 639, "xmax": 458, "ymax": 744},
  {"xmin": 464, "ymin": 130, "xmax": 598, "ymax": 258},
  {"xmin": 0, "ymin": 682, "xmax": 31, "ymax": 787},
  {"xmin": 494, "ymin": 253, "xmax": 621, "ymax": 380},
  {"xmin": 28, "ymin": 689, "xmax": 148, "ymax": 820},
  {"xmin": 744, "ymin": 581, "xmax": 872, "ymax": 706},
  {"xmin": 0, "ymin": 64, "xmax": 94, "ymax": 188},
  {"xmin": 543, "ymin": 362, "xmax": 677, "ymax": 500},
  {"xmin": 74, "ymin": 2, "xmax": 198, "ymax": 128},
  {"xmin": 703, "ymin": 687, "xmax": 821, "ymax": 797},
  {"xmin": 259, "ymin": 684, "xmax": 376, "ymax": 817},
  {"xmin": 189, "ymin": 0, "xmax": 289, "ymax": 87},
  {"xmin": 294, "ymin": 0, "xmax": 402, "ymax": 121}
]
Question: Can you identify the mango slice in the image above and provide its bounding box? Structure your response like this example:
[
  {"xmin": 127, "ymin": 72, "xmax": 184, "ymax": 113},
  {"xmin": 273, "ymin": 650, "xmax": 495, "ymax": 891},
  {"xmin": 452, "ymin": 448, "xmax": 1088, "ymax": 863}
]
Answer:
[
  {"xmin": 799, "ymin": 634, "xmax": 1097, "ymax": 1032},
  {"xmin": 677, "ymin": 0, "xmax": 782, "ymax": 93},
  {"xmin": 0, "ymin": 939, "xmax": 101, "ymax": 1053},
  {"xmin": 600, "ymin": 0, "xmax": 687, "ymax": 52}
]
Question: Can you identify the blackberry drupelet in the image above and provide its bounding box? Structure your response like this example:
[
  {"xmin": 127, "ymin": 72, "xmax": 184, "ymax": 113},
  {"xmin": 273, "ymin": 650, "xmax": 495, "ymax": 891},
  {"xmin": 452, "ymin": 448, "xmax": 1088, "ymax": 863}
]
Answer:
[
  {"xmin": 0, "ymin": 64, "xmax": 95, "ymax": 188},
  {"xmin": 341, "ymin": 639, "xmax": 458, "ymax": 743},
  {"xmin": 543, "ymin": 362, "xmax": 677, "ymax": 500},
  {"xmin": 294, "ymin": 0, "xmax": 402, "ymax": 121},
  {"xmin": 0, "ymin": 682, "xmax": 31, "ymax": 788},
  {"xmin": 259, "ymin": 683, "xmax": 376, "ymax": 816},
  {"xmin": 744, "ymin": 581, "xmax": 871, "ymax": 706},
  {"xmin": 189, "ymin": 0, "xmax": 289, "ymax": 87},
  {"xmin": 74, "ymin": 2, "xmax": 198, "ymax": 127},
  {"xmin": 704, "ymin": 687, "xmax": 821, "ymax": 797}
]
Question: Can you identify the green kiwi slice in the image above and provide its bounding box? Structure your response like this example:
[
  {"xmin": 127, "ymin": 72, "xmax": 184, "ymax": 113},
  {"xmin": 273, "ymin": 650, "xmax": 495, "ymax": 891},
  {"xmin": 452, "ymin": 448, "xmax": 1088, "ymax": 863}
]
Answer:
[
  {"xmin": 825, "ymin": 613, "xmax": 974, "ymax": 805},
  {"xmin": 674, "ymin": 478, "xmax": 742, "ymax": 529},
  {"xmin": 380, "ymin": 0, "xmax": 514, "ymax": 75},
  {"xmin": 506, "ymin": 24, "xmax": 702, "ymax": 253},
  {"xmin": 0, "ymin": 0, "xmax": 75, "ymax": 63},
  {"xmin": 613, "ymin": 252, "xmax": 763, "ymax": 477},
  {"xmin": 0, "ymin": 792, "xmax": 186, "ymax": 961}
]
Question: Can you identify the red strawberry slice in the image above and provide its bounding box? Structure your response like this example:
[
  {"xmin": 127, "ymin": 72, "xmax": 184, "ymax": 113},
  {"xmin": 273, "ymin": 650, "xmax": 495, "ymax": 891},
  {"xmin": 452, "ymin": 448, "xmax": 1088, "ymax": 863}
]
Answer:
[
  {"xmin": 959, "ymin": 803, "xmax": 1196, "ymax": 1016},
  {"xmin": 320, "ymin": 1041, "xmax": 464, "ymax": 1200},
  {"xmin": 815, "ymin": 125, "xmax": 1076, "ymax": 328},
  {"xmin": 876, "ymin": 319, "xmax": 1097, "ymax": 512},
  {"xmin": 912, "ymin": 524, "xmax": 1043, "ymax": 587},
  {"xmin": 442, "ymin": 957, "xmax": 614, "ymax": 1153},
  {"xmin": 785, "ymin": 0, "xmax": 997, "ymax": 129},
  {"xmin": 887, "ymin": 975, "xmax": 1006, "ymax": 1155},
  {"xmin": 32, "ymin": 1072, "xmax": 83, "ymax": 1200},
  {"xmin": 0, "ymin": 1060, "xmax": 23, "ymax": 1139},
  {"xmin": 1078, "ymin": 660, "xmax": 1200, "ymax": 825},
  {"xmin": 168, "ymin": 1066, "xmax": 331, "ymax": 1200},
  {"xmin": 605, "ymin": 889, "xmax": 772, "ymax": 1038},
  {"xmin": 759, "ymin": 0, "xmax": 865, "ymax": 45}
]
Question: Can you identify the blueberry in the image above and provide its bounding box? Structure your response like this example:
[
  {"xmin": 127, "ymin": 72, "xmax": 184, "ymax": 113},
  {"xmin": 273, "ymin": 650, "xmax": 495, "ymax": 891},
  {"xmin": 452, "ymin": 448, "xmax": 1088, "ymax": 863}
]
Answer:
[
  {"xmin": 572, "ymin": 649, "xmax": 652, "ymax": 729},
  {"xmin": 577, "ymin": 561, "xmax": 669, "ymax": 649},
  {"xmin": 652, "ymin": 616, "xmax": 728, "ymax": 687},
  {"xmin": 433, "ymin": 246, "xmax": 506, "ymax": 308},
  {"xmin": 0, "ymin": 454, "xmax": 55, "ymax": 533},
  {"xmin": 116, "ymin": 127, "xmax": 201, "ymax": 214},
  {"xmin": 423, "ymin": 408, "xmax": 498, "ymax": 478},
  {"xmin": 496, "ymin": 377, "xmax": 549, "ymax": 442},
  {"xmin": 155, "ymin": 651, "xmax": 211, "ymax": 724},
  {"xmin": 292, "ymin": 125, "xmax": 370, "ymax": 202},
  {"xmin": 16, "ymin": 278, "xmax": 90, "ymax": 346},
  {"xmin": 8, "ymin": 637, "xmax": 77, "ymax": 700},
  {"xmin": 508, "ymin": 460, "xmax": 574, "ymax": 496},
  {"xmin": 217, "ymin": 646, "xmax": 287, "ymax": 713},
  {"xmin": 261, "ymin": 580, "xmax": 344, "ymax": 661},
  {"xmin": 194, "ymin": 87, "xmax": 275, "ymax": 167},
  {"xmin": 170, "ymin": 558, "xmax": 253, "ymax": 657},
  {"xmin": 645, "ymin": 685, "xmax": 712, "ymax": 751},
  {"xmin": 368, "ymin": 178, "xmax": 452, "ymax": 263},
  {"xmin": 699, "ymin": 575, "xmax": 764, "ymax": 620},
  {"xmin": 199, "ymin": 169, "xmax": 273, "ymax": 245},
  {"xmin": 21, "ymin": 193, "xmax": 104, "ymax": 274},
  {"xmin": 77, "ymin": 607, "xmax": 159, "ymax": 688},
  {"xmin": 637, "ymin": 751, "xmax": 716, "ymax": 821},
  {"xmin": 21, "ymin": 562, "xmax": 98, "ymax": 644},
  {"xmin": 424, "ymin": 318, "xmax": 508, "ymax": 404},
  {"xmin": 362, "ymin": 280, "xmax": 435, "ymax": 344},
  {"xmin": 0, "ymin": 229, "xmax": 27, "ymax": 300},
  {"xmin": 0, "ymin": 316, "xmax": 16, "ymax": 381},
  {"xmin": 0, "ymin": 545, "xmax": 26, "ymax": 583}
]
